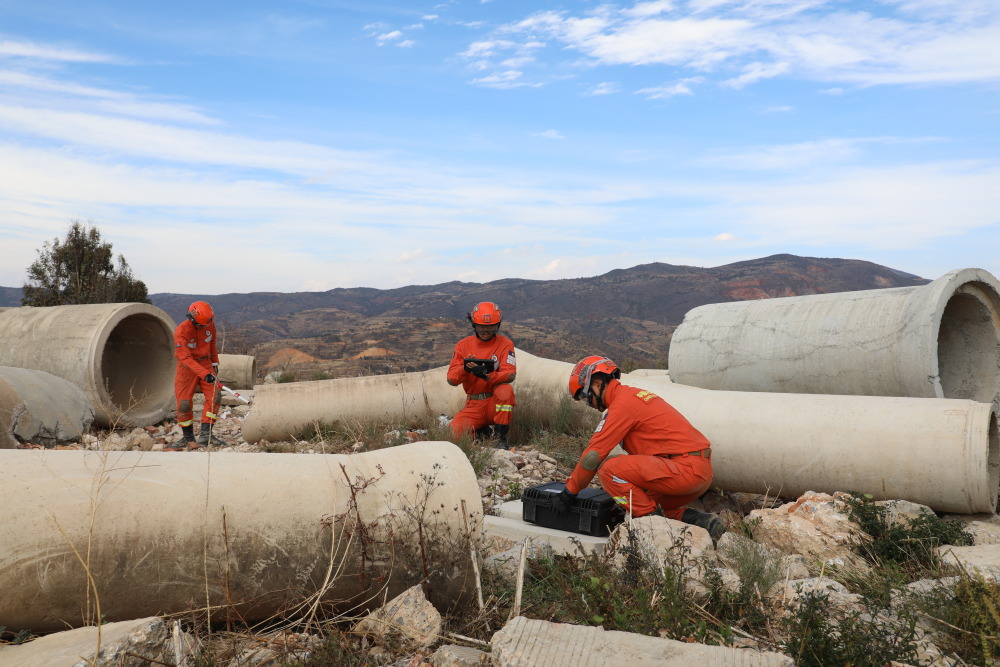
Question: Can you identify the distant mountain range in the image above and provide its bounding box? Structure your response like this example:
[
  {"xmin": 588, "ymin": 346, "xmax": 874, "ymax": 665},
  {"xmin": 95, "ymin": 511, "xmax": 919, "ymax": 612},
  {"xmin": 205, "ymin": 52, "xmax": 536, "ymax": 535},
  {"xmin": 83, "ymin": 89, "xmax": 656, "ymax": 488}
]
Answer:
[{"xmin": 1, "ymin": 254, "xmax": 929, "ymax": 375}]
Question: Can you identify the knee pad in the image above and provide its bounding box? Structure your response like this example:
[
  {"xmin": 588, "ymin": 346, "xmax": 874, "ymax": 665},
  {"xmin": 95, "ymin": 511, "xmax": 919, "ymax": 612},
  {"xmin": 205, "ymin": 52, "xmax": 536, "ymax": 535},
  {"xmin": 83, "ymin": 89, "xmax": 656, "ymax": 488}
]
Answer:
[{"xmin": 179, "ymin": 399, "xmax": 191, "ymax": 413}]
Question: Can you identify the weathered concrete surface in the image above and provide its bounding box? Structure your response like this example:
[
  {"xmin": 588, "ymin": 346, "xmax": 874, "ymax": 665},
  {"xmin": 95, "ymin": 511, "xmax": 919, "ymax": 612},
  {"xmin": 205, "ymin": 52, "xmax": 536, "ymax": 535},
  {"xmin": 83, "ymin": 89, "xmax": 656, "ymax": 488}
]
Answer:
[
  {"xmin": 0, "ymin": 366, "xmax": 94, "ymax": 448},
  {"xmin": 490, "ymin": 616, "xmax": 794, "ymax": 666},
  {"xmin": 668, "ymin": 268, "xmax": 1000, "ymax": 404},
  {"xmin": 0, "ymin": 617, "xmax": 188, "ymax": 667},
  {"xmin": 0, "ymin": 303, "xmax": 175, "ymax": 426},
  {"xmin": 0, "ymin": 441, "xmax": 482, "ymax": 631},
  {"xmin": 936, "ymin": 544, "xmax": 1000, "ymax": 580}
]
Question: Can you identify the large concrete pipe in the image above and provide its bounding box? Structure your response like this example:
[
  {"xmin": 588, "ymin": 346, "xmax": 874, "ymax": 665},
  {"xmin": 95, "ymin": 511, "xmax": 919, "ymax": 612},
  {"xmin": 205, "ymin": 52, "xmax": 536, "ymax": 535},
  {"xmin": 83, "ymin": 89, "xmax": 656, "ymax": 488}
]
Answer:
[
  {"xmin": 668, "ymin": 268, "xmax": 1000, "ymax": 402},
  {"xmin": 0, "ymin": 304, "xmax": 175, "ymax": 426},
  {"xmin": 504, "ymin": 355, "xmax": 1000, "ymax": 514},
  {"xmin": 218, "ymin": 354, "xmax": 257, "ymax": 389},
  {"xmin": 0, "ymin": 367, "xmax": 94, "ymax": 448},
  {"xmin": 243, "ymin": 367, "xmax": 464, "ymax": 442},
  {"xmin": 242, "ymin": 349, "xmax": 559, "ymax": 443},
  {"xmin": 0, "ymin": 441, "xmax": 482, "ymax": 631}
]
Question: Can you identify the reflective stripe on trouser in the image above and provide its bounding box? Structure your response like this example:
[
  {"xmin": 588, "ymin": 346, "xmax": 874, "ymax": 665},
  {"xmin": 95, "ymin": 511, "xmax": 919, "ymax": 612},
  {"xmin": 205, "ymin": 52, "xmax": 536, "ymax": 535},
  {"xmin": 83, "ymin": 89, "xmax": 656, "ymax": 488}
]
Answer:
[
  {"xmin": 450, "ymin": 383, "xmax": 516, "ymax": 438},
  {"xmin": 175, "ymin": 365, "xmax": 222, "ymax": 425},
  {"xmin": 597, "ymin": 454, "xmax": 713, "ymax": 520}
]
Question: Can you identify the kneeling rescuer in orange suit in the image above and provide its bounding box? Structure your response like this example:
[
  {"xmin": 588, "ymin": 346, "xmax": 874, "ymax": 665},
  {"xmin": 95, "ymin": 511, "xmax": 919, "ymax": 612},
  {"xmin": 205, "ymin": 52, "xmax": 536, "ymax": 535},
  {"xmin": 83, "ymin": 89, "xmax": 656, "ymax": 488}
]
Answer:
[
  {"xmin": 553, "ymin": 355, "xmax": 726, "ymax": 539},
  {"xmin": 447, "ymin": 301, "xmax": 516, "ymax": 449},
  {"xmin": 172, "ymin": 300, "xmax": 225, "ymax": 448}
]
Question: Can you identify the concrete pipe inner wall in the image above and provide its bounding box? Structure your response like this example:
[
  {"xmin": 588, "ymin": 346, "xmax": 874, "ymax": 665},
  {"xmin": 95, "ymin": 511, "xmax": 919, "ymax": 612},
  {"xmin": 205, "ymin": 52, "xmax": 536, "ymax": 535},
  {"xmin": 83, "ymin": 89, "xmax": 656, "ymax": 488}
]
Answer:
[
  {"xmin": 0, "ymin": 441, "xmax": 483, "ymax": 632},
  {"xmin": 0, "ymin": 304, "xmax": 175, "ymax": 426},
  {"xmin": 668, "ymin": 268, "xmax": 1000, "ymax": 402},
  {"xmin": 217, "ymin": 354, "xmax": 257, "ymax": 389}
]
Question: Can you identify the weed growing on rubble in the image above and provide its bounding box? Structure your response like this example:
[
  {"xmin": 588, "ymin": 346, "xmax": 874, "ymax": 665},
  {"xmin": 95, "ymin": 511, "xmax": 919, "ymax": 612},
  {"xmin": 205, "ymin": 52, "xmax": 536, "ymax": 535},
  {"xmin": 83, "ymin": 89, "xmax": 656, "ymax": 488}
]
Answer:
[
  {"xmin": 782, "ymin": 590, "xmax": 920, "ymax": 666},
  {"xmin": 913, "ymin": 571, "xmax": 1000, "ymax": 665},
  {"xmin": 844, "ymin": 493, "xmax": 972, "ymax": 571}
]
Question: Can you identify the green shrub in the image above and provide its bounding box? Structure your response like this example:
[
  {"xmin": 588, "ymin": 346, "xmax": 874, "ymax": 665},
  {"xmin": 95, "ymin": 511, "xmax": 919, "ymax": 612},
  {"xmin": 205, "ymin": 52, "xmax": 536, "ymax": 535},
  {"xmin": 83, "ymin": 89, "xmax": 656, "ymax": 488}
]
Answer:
[
  {"xmin": 914, "ymin": 572, "xmax": 1000, "ymax": 665},
  {"xmin": 782, "ymin": 590, "xmax": 920, "ymax": 666},
  {"xmin": 844, "ymin": 493, "xmax": 972, "ymax": 571}
]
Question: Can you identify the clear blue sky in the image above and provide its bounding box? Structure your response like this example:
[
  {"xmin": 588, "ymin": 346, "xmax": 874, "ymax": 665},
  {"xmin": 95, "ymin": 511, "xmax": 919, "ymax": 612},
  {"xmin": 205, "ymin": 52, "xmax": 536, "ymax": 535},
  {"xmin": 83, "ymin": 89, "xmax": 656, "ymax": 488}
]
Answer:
[{"xmin": 2, "ymin": 0, "xmax": 998, "ymax": 294}]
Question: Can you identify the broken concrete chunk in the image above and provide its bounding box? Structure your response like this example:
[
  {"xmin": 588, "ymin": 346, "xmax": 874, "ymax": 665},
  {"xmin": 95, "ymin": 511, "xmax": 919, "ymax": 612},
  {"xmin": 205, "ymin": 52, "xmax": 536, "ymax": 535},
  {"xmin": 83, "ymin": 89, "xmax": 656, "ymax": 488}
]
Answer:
[{"xmin": 0, "ymin": 366, "xmax": 94, "ymax": 448}]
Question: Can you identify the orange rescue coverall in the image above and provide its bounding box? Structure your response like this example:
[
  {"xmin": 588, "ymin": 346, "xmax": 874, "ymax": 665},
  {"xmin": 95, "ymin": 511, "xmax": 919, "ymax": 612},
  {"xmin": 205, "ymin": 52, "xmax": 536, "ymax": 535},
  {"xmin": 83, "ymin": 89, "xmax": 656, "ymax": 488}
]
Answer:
[
  {"xmin": 447, "ymin": 334, "xmax": 516, "ymax": 439},
  {"xmin": 174, "ymin": 318, "xmax": 221, "ymax": 427},
  {"xmin": 566, "ymin": 379, "xmax": 712, "ymax": 519}
]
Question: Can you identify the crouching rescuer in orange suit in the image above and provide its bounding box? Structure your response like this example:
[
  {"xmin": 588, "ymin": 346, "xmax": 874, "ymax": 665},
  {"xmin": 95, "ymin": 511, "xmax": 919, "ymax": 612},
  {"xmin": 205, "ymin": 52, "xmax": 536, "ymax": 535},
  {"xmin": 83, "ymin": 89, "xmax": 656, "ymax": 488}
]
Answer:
[
  {"xmin": 552, "ymin": 356, "xmax": 726, "ymax": 540},
  {"xmin": 171, "ymin": 301, "xmax": 225, "ymax": 449},
  {"xmin": 447, "ymin": 301, "xmax": 516, "ymax": 450}
]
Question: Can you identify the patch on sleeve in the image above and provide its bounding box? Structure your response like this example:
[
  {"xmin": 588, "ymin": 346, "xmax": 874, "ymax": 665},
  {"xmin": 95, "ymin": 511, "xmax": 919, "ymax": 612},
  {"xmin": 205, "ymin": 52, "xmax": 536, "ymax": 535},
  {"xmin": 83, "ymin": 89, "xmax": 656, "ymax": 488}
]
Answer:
[
  {"xmin": 506, "ymin": 350, "xmax": 516, "ymax": 366},
  {"xmin": 635, "ymin": 390, "xmax": 659, "ymax": 403},
  {"xmin": 594, "ymin": 412, "xmax": 607, "ymax": 433}
]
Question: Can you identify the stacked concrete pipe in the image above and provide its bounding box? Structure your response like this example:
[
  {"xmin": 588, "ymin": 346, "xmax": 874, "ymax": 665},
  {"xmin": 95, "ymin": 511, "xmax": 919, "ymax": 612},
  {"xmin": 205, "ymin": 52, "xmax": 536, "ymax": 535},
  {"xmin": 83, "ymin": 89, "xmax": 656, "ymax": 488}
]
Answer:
[
  {"xmin": 0, "ymin": 303, "xmax": 175, "ymax": 427},
  {"xmin": 0, "ymin": 441, "xmax": 482, "ymax": 631},
  {"xmin": 668, "ymin": 268, "xmax": 1000, "ymax": 403},
  {"xmin": 0, "ymin": 367, "xmax": 94, "ymax": 448}
]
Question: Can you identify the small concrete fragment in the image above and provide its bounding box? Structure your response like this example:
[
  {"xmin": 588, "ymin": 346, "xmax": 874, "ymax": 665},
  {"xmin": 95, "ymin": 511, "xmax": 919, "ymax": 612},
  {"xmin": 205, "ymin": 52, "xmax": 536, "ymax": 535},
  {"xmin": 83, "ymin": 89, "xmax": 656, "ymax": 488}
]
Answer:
[
  {"xmin": 429, "ymin": 643, "xmax": 488, "ymax": 666},
  {"xmin": 490, "ymin": 616, "xmax": 794, "ymax": 666},
  {"xmin": 0, "ymin": 366, "xmax": 94, "ymax": 448},
  {"xmin": 606, "ymin": 515, "xmax": 715, "ymax": 575},
  {"xmin": 0, "ymin": 617, "xmax": 185, "ymax": 667},
  {"xmin": 354, "ymin": 584, "xmax": 442, "ymax": 651},
  {"xmin": 936, "ymin": 544, "xmax": 1000, "ymax": 580}
]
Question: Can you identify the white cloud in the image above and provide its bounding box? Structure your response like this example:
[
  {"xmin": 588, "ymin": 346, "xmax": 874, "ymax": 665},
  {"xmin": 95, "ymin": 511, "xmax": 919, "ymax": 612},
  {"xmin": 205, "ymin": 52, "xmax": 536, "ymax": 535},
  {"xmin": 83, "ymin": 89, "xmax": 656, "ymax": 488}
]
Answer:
[
  {"xmin": 396, "ymin": 40, "xmax": 416, "ymax": 48},
  {"xmin": 587, "ymin": 81, "xmax": 621, "ymax": 95},
  {"xmin": 722, "ymin": 61, "xmax": 790, "ymax": 88},
  {"xmin": 471, "ymin": 70, "xmax": 539, "ymax": 89},
  {"xmin": 635, "ymin": 78, "xmax": 700, "ymax": 98},
  {"xmin": 0, "ymin": 39, "xmax": 120, "ymax": 63},
  {"xmin": 699, "ymin": 138, "xmax": 871, "ymax": 170},
  {"xmin": 764, "ymin": 105, "xmax": 794, "ymax": 113},
  {"xmin": 377, "ymin": 30, "xmax": 403, "ymax": 44},
  {"xmin": 465, "ymin": 2, "xmax": 1000, "ymax": 90},
  {"xmin": 712, "ymin": 232, "xmax": 735, "ymax": 241},
  {"xmin": 532, "ymin": 129, "xmax": 565, "ymax": 140}
]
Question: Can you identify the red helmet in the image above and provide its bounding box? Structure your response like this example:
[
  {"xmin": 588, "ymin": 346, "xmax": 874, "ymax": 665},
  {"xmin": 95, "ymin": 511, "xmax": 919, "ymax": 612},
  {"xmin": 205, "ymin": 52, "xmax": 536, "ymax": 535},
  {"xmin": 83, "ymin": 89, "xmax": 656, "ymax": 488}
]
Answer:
[
  {"xmin": 469, "ymin": 302, "xmax": 502, "ymax": 326},
  {"xmin": 187, "ymin": 301, "xmax": 214, "ymax": 326},
  {"xmin": 569, "ymin": 356, "xmax": 620, "ymax": 401}
]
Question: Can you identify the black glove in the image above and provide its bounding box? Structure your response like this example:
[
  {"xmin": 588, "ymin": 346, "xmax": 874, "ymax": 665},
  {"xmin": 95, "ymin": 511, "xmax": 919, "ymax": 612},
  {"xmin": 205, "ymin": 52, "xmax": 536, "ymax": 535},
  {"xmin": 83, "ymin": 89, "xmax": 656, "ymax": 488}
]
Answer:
[
  {"xmin": 551, "ymin": 487, "xmax": 577, "ymax": 516},
  {"xmin": 204, "ymin": 373, "xmax": 216, "ymax": 384},
  {"xmin": 464, "ymin": 360, "xmax": 490, "ymax": 380}
]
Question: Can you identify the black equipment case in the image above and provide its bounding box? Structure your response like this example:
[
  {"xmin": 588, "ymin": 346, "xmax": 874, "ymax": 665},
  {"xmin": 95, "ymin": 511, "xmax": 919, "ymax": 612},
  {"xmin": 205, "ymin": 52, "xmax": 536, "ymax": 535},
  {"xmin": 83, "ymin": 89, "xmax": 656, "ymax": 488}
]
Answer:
[{"xmin": 521, "ymin": 481, "xmax": 624, "ymax": 537}]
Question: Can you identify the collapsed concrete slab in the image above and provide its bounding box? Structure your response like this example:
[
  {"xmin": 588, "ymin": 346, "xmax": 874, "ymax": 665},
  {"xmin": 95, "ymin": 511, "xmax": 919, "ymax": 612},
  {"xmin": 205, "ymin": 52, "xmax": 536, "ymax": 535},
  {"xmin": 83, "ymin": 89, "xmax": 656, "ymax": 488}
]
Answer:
[
  {"xmin": 0, "ymin": 441, "xmax": 482, "ymax": 631},
  {"xmin": 490, "ymin": 616, "xmax": 794, "ymax": 666},
  {"xmin": 0, "ymin": 303, "xmax": 176, "ymax": 426},
  {"xmin": 668, "ymin": 268, "xmax": 1000, "ymax": 403},
  {"xmin": 0, "ymin": 366, "xmax": 94, "ymax": 448}
]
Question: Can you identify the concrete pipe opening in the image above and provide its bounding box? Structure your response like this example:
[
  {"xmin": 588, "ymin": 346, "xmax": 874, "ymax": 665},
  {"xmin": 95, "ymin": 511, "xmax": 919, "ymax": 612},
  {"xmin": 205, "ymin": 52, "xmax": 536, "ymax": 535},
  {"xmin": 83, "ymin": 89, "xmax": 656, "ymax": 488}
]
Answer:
[
  {"xmin": 0, "ymin": 304, "xmax": 175, "ymax": 426},
  {"xmin": 937, "ymin": 284, "xmax": 1000, "ymax": 403},
  {"xmin": 668, "ymin": 267, "xmax": 1000, "ymax": 401}
]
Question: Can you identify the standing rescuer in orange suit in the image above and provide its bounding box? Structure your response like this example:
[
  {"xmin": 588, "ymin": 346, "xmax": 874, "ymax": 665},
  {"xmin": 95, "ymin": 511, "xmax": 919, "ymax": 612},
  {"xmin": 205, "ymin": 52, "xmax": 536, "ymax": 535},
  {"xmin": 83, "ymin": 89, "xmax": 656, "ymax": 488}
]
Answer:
[
  {"xmin": 553, "ymin": 355, "xmax": 726, "ymax": 539},
  {"xmin": 447, "ymin": 301, "xmax": 516, "ymax": 450},
  {"xmin": 171, "ymin": 300, "xmax": 225, "ymax": 449}
]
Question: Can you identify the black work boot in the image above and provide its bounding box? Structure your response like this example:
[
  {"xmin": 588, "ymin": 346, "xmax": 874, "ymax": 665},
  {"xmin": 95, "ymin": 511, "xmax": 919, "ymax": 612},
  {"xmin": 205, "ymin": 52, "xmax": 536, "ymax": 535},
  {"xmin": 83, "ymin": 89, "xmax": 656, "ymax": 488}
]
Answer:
[
  {"xmin": 681, "ymin": 508, "xmax": 727, "ymax": 540},
  {"xmin": 167, "ymin": 424, "xmax": 198, "ymax": 451},
  {"xmin": 195, "ymin": 423, "xmax": 226, "ymax": 447},
  {"xmin": 493, "ymin": 424, "xmax": 510, "ymax": 450}
]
